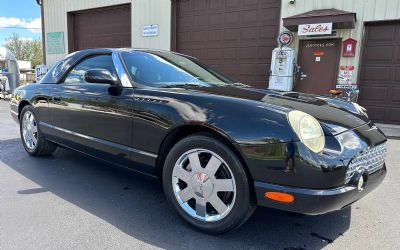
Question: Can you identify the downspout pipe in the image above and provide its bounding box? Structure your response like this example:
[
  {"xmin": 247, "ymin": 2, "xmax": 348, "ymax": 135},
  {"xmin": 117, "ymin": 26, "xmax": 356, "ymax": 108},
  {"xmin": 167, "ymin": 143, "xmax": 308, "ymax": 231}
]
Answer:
[{"xmin": 35, "ymin": 0, "xmax": 46, "ymax": 65}]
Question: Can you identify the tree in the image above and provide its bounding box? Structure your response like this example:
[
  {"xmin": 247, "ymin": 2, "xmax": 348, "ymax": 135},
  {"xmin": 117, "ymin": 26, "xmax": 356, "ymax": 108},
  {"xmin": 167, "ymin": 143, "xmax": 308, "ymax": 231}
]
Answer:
[{"xmin": 3, "ymin": 33, "xmax": 43, "ymax": 68}]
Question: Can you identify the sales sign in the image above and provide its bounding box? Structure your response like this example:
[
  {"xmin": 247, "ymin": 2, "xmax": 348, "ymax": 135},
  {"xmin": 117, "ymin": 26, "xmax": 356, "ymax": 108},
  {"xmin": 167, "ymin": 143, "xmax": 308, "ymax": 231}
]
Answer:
[
  {"xmin": 142, "ymin": 24, "xmax": 159, "ymax": 37},
  {"xmin": 298, "ymin": 23, "xmax": 332, "ymax": 36}
]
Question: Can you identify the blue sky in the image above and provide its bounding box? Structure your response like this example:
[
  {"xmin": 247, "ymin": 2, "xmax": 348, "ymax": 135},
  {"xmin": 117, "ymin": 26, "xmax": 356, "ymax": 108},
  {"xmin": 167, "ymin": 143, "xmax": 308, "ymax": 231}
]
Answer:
[{"xmin": 0, "ymin": 0, "xmax": 41, "ymax": 45}]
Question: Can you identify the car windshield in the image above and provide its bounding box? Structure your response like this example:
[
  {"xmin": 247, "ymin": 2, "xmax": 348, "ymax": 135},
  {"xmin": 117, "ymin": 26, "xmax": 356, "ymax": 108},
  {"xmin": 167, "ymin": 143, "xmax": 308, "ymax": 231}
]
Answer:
[{"xmin": 120, "ymin": 50, "xmax": 240, "ymax": 88}]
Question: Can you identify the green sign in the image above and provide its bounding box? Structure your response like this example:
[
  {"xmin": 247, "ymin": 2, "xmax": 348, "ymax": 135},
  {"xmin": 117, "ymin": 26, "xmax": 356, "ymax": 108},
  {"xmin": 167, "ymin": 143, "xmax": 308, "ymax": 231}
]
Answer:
[{"xmin": 47, "ymin": 32, "xmax": 65, "ymax": 54}]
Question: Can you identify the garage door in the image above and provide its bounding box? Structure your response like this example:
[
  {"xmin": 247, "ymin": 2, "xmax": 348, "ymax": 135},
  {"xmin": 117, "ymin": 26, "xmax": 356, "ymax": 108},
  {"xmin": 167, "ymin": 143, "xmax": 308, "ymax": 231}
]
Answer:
[
  {"xmin": 359, "ymin": 21, "xmax": 400, "ymax": 125},
  {"xmin": 68, "ymin": 4, "xmax": 131, "ymax": 52},
  {"xmin": 173, "ymin": 0, "xmax": 280, "ymax": 89}
]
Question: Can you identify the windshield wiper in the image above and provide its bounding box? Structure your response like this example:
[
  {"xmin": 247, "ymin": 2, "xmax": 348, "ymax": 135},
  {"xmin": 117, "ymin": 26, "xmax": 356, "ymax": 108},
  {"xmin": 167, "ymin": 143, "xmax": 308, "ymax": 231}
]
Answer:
[
  {"xmin": 159, "ymin": 83, "xmax": 209, "ymax": 88},
  {"xmin": 231, "ymin": 82, "xmax": 251, "ymax": 88}
]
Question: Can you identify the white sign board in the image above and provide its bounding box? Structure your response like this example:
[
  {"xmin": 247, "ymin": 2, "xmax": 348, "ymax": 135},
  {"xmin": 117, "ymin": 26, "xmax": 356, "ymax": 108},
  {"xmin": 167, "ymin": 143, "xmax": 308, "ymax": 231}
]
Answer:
[
  {"xmin": 298, "ymin": 23, "xmax": 332, "ymax": 36},
  {"xmin": 142, "ymin": 24, "xmax": 159, "ymax": 37},
  {"xmin": 17, "ymin": 60, "xmax": 31, "ymax": 70},
  {"xmin": 35, "ymin": 64, "xmax": 48, "ymax": 83}
]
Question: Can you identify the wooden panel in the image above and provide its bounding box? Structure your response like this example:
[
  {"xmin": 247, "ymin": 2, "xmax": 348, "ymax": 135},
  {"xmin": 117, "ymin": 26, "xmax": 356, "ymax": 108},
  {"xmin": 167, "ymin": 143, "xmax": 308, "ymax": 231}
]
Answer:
[
  {"xmin": 388, "ymin": 108, "xmax": 400, "ymax": 123},
  {"xmin": 295, "ymin": 39, "xmax": 341, "ymax": 95},
  {"xmin": 359, "ymin": 21, "xmax": 400, "ymax": 124},
  {"xmin": 174, "ymin": 0, "xmax": 281, "ymax": 89}
]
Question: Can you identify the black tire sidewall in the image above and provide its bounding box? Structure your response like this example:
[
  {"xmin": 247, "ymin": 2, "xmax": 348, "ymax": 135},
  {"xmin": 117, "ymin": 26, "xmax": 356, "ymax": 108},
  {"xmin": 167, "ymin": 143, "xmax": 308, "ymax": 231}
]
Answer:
[{"xmin": 163, "ymin": 135, "xmax": 253, "ymax": 234}]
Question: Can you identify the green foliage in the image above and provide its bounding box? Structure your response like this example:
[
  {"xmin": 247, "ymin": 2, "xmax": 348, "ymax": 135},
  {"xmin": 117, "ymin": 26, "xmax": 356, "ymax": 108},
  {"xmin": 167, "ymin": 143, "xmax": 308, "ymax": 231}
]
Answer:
[{"xmin": 4, "ymin": 33, "xmax": 43, "ymax": 68}]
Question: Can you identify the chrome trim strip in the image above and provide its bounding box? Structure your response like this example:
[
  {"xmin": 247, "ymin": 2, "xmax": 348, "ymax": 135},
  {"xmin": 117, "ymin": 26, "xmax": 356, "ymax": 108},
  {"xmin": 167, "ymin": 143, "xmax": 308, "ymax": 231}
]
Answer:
[
  {"xmin": 112, "ymin": 51, "xmax": 132, "ymax": 88},
  {"xmin": 40, "ymin": 122, "xmax": 158, "ymax": 159}
]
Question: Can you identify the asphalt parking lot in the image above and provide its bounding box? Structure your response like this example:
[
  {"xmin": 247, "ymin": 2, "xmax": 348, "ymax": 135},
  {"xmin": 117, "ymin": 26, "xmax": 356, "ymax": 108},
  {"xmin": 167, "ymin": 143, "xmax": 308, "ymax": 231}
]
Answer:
[{"xmin": 0, "ymin": 99, "xmax": 399, "ymax": 250}]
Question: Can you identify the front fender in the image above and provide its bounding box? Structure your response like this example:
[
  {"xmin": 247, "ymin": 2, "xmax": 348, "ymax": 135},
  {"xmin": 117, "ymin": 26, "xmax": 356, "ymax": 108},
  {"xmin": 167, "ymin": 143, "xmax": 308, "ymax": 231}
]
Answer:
[{"xmin": 10, "ymin": 84, "xmax": 52, "ymax": 123}]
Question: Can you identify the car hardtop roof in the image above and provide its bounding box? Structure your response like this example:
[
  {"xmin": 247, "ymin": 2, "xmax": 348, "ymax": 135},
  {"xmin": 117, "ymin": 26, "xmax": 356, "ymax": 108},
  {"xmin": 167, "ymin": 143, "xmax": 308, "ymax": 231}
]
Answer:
[{"xmin": 69, "ymin": 48, "xmax": 198, "ymax": 60}]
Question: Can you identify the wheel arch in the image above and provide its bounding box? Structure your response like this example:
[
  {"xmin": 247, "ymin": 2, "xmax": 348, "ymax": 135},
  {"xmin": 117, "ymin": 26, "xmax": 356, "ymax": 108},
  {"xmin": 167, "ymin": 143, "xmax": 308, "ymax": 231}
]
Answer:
[
  {"xmin": 18, "ymin": 100, "xmax": 32, "ymax": 120},
  {"xmin": 155, "ymin": 124, "xmax": 254, "ymax": 184}
]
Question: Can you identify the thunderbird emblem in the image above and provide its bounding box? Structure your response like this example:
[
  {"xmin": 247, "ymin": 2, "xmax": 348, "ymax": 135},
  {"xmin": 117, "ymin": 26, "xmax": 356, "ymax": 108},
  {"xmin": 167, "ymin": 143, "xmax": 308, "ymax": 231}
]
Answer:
[{"xmin": 196, "ymin": 172, "xmax": 209, "ymax": 184}]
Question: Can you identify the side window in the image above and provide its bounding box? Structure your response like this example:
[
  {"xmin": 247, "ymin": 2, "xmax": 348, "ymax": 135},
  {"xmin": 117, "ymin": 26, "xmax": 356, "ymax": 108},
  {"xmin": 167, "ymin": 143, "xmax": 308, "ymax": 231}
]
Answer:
[
  {"xmin": 63, "ymin": 55, "xmax": 116, "ymax": 83},
  {"xmin": 52, "ymin": 60, "xmax": 64, "ymax": 78}
]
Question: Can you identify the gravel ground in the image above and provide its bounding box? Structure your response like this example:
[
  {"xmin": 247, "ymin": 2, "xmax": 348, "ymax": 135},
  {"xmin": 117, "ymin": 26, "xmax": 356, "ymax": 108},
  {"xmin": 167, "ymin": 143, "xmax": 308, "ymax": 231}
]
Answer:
[{"xmin": 0, "ymin": 99, "xmax": 399, "ymax": 250}]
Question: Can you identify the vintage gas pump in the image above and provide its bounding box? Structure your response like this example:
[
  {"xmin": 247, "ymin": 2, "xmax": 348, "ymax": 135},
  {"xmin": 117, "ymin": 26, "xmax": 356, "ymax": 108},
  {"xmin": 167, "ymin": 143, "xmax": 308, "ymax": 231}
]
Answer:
[
  {"xmin": 0, "ymin": 47, "xmax": 19, "ymax": 99},
  {"xmin": 268, "ymin": 47, "xmax": 296, "ymax": 91}
]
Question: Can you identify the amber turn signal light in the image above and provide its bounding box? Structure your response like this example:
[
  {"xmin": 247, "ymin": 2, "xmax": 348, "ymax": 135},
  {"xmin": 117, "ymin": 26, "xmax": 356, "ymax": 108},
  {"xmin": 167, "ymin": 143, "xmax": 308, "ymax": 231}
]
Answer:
[{"xmin": 265, "ymin": 192, "xmax": 294, "ymax": 203}]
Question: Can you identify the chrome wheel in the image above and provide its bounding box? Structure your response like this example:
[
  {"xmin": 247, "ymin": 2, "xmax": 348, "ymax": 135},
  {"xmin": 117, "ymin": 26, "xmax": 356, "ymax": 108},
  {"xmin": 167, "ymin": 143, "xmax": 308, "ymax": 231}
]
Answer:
[
  {"xmin": 172, "ymin": 149, "xmax": 236, "ymax": 222},
  {"xmin": 22, "ymin": 111, "xmax": 38, "ymax": 150}
]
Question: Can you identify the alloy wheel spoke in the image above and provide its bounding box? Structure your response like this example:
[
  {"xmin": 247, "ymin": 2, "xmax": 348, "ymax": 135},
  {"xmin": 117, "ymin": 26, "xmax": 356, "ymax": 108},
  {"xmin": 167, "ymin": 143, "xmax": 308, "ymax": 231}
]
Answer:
[
  {"xmin": 209, "ymin": 194, "xmax": 228, "ymax": 214},
  {"xmin": 22, "ymin": 129, "xmax": 27, "ymax": 138},
  {"xmin": 188, "ymin": 152, "xmax": 202, "ymax": 172},
  {"xmin": 178, "ymin": 187, "xmax": 193, "ymax": 203},
  {"xmin": 25, "ymin": 131, "xmax": 31, "ymax": 140},
  {"xmin": 29, "ymin": 113, "xmax": 34, "ymax": 124},
  {"xmin": 31, "ymin": 135, "xmax": 38, "ymax": 145},
  {"xmin": 214, "ymin": 179, "xmax": 234, "ymax": 192},
  {"xmin": 204, "ymin": 155, "xmax": 222, "ymax": 176},
  {"xmin": 173, "ymin": 166, "xmax": 191, "ymax": 183},
  {"xmin": 23, "ymin": 116, "xmax": 29, "ymax": 127},
  {"xmin": 31, "ymin": 125, "xmax": 38, "ymax": 133},
  {"xmin": 195, "ymin": 198, "xmax": 207, "ymax": 217}
]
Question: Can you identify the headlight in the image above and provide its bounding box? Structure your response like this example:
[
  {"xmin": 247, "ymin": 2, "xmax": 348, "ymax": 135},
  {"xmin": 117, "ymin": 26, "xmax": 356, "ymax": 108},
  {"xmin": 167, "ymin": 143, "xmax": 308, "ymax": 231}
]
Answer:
[{"xmin": 288, "ymin": 110, "xmax": 325, "ymax": 153}]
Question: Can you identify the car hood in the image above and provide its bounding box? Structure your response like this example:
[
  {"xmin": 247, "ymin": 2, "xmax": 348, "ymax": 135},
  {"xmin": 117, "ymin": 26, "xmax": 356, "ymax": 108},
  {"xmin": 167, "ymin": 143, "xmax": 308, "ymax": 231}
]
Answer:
[{"xmin": 177, "ymin": 86, "xmax": 370, "ymax": 135}]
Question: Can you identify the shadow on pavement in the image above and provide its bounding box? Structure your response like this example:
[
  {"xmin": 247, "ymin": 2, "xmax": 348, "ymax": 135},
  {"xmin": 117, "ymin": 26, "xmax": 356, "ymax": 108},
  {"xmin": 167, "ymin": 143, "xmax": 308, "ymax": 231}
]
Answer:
[{"xmin": 1, "ymin": 138, "xmax": 351, "ymax": 249}]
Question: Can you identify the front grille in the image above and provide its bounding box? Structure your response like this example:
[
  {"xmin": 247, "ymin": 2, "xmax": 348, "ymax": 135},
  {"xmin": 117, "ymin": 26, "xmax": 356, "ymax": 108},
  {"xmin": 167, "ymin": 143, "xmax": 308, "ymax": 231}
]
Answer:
[{"xmin": 345, "ymin": 143, "xmax": 387, "ymax": 183}]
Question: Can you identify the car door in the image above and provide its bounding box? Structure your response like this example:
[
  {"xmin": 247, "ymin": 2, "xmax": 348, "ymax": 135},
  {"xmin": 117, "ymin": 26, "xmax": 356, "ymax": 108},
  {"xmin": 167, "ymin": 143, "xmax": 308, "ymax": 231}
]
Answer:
[{"xmin": 47, "ymin": 54, "xmax": 134, "ymax": 166}]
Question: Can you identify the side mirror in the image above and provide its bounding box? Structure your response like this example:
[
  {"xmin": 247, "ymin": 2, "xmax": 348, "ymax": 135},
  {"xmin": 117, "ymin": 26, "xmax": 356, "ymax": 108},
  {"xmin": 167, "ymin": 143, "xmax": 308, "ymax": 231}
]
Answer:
[{"xmin": 84, "ymin": 69, "xmax": 119, "ymax": 85}]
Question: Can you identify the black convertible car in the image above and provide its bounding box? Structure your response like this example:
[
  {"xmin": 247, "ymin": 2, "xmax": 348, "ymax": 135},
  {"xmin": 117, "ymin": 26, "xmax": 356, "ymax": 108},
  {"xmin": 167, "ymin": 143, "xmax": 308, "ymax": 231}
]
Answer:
[{"xmin": 10, "ymin": 48, "xmax": 387, "ymax": 233}]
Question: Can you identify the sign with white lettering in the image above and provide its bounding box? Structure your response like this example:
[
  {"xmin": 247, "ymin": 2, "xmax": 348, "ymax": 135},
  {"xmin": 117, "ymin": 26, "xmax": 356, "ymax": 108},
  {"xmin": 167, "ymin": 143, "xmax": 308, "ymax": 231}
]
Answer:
[
  {"xmin": 142, "ymin": 24, "xmax": 159, "ymax": 37},
  {"xmin": 35, "ymin": 64, "xmax": 48, "ymax": 83},
  {"xmin": 298, "ymin": 23, "xmax": 332, "ymax": 36}
]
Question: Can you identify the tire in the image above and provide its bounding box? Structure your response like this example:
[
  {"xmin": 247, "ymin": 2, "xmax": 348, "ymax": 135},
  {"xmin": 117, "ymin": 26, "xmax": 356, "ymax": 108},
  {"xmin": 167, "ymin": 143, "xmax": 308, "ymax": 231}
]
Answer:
[
  {"xmin": 163, "ymin": 134, "xmax": 255, "ymax": 234},
  {"xmin": 20, "ymin": 105, "xmax": 57, "ymax": 156}
]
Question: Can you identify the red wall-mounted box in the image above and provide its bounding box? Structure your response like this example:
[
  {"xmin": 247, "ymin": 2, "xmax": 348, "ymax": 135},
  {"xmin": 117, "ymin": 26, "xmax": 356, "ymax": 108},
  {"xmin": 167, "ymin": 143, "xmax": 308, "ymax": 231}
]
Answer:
[{"xmin": 342, "ymin": 38, "xmax": 357, "ymax": 57}]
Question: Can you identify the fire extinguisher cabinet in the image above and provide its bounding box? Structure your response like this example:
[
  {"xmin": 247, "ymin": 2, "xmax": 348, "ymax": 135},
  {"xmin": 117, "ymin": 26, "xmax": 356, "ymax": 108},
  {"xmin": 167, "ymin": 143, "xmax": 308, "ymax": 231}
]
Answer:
[{"xmin": 342, "ymin": 38, "xmax": 357, "ymax": 57}]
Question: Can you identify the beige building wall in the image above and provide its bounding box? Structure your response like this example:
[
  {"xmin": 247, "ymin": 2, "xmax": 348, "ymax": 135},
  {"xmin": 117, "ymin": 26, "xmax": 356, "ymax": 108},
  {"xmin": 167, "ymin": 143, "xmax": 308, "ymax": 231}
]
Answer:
[
  {"xmin": 131, "ymin": 0, "xmax": 171, "ymax": 51},
  {"xmin": 43, "ymin": 0, "xmax": 172, "ymax": 66},
  {"xmin": 280, "ymin": 0, "xmax": 400, "ymax": 84}
]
